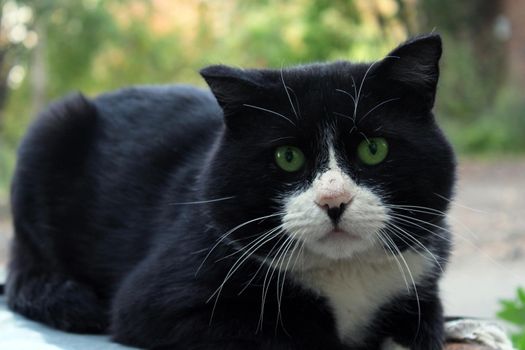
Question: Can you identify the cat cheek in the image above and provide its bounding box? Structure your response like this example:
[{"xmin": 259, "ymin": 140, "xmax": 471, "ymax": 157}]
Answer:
[
  {"xmin": 281, "ymin": 189, "xmax": 332, "ymax": 238},
  {"xmin": 340, "ymin": 189, "xmax": 389, "ymax": 234}
]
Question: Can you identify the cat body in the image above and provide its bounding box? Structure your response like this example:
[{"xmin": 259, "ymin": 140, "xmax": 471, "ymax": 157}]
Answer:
[{"xmin": 6, "ymin": 34, "xmax": 455, "ymax": 349}]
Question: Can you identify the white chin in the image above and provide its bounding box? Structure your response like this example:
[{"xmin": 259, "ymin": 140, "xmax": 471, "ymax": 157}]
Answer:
[{"xmin": 305, "ymin": 234, "xmax": 375, "ymax": 260}]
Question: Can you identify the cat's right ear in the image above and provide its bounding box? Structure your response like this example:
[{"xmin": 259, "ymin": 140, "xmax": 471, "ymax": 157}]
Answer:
[
  {"xmin": 200, "ymin": 65, "xmax": 265, "ymax": 116},
  {"xmin": 374, "ymin": 34, "xmax": 442, "ymax": 110}
]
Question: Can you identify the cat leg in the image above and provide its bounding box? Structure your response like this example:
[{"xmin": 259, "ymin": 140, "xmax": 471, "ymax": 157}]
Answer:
[
  {"xmin": 112, "ymin": 305, "xmax": 347, "ymax": 350},
  {"xmin": 6, "ymin": 241, "xmax": 108, "ymax": 335},
  {"xmin": 110, "ymin": 253, "xmax": 347, "ymax": 349},
  {"xmin": 6, "ymin": 270, "xmax": 108, "ymax": 333},
  {"xmin": 382, "ymin": 292, "xmax": 445, "ymax": 350},
  {"xmin": 445, "ymin": 319, "xmax": 514, "ymax": 350}
]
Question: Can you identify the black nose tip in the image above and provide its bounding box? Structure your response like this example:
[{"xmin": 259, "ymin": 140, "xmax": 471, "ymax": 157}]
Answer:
[{"xmin": 325, "ymin": 203, "xmax": 347, "ymax": 224}]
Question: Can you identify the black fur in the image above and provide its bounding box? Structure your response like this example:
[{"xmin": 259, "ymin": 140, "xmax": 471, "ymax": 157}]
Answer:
[{"xmin": 6, "ymin": 34, "xmax": 455, "ymax": 349}]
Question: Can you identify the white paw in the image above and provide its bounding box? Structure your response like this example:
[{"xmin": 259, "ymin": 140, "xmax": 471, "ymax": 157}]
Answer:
[
  {"xmin": 445, "ymin": 319, "xmax": 515, "ymax": 350},
  {"xmin": 381, "ymin": 337, "xmax": 410, "ymax": 350}
]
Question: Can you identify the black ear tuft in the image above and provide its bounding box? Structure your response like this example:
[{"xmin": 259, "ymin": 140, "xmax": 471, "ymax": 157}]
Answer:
[
  {"xmin": 200, "ymin": 65, "xmax": 264, "ymax": 112},
  {"xmin": 376, "ymin": 34, "xmax": 442, "ymax": 108}
]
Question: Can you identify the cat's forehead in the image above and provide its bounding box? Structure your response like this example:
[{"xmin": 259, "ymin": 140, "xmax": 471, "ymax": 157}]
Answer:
[
  {"xmin": 265, "ymin": 63, "xmax": 387, "ymax": 114},
  {"xmin": 256, "ymin": 62, "xmax": 392, "ymax": 133},
  {"xmin": 271, "ymin": 62, "xmax": 372, "ymax": 98}
]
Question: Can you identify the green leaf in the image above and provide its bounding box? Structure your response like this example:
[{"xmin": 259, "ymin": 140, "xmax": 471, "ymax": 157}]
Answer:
[
  {"xmin": 497, "ymin": 287, "xmax": 525, "ymax": 348},
  {"xmin": 498, "ymin": 309, "xmax": 525, "ymax": 325},
  {"xmin": 512, "ymin": 332, "xmax": 525, "ymax": 350},
  {"xmin": 518, "ymin": 287, "xmax": 525, "ymax": 305},
  {"xmin": 501, "ymin": 300, "xmax": 518, "ymax": 308},
  {"xmin": 497, "ymin": 294, "xmax": 525, "ymax": 326}
]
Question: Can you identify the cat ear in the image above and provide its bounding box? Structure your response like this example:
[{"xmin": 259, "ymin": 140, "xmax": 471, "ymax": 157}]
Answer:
[
  {"xmin": 200, "ymin": 65, "xmax": 265, "ymax": 114},
  {"xmin": 375, "ymin": 34, "xmax": 442, "ymax": 109}
]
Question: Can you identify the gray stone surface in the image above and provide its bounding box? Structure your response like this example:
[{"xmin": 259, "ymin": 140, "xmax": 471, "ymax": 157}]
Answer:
[{"xmin": 0, "ymin": 297, "xmax": 135, "ymax": 350}]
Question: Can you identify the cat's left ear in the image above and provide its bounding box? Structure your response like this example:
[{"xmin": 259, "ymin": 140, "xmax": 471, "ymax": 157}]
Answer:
[
  {"xmin": 375, "ymin": 34, "xmax": 442, "ymax": 109},
  {"xmin": 200, "ymin": 65, "xmax": 265, "ymax": 115}
]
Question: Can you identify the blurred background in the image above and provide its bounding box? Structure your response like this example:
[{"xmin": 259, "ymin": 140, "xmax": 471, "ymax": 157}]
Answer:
[{"xmin": 0, "ymin": 0, "xmax": 524, "ymax": 340}]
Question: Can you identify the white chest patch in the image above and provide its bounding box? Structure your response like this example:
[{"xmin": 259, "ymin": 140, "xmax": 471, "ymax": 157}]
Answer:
[
  {"xmin": 292, "ymin": 250, "xmax": 431, "ymax": 345},
  {"xmin": 381, "ymin": 338, "xmax": 410, "ymax": 350}
]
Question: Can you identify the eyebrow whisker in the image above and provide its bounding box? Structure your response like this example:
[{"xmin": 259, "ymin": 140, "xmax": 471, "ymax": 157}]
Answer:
[
  {"xmin": 359, "ymin": 131, "xmax": 370, "ymax": 144},
  {"xmin": 287, "ymin": 86, "xmax": 302, "ymax": 119},
  {"xmin": 242, "ymin": 104, "xmax": 296, "ymax": 127},
  {"xmin": 280, "ymin": 67, "xmax": 299, "ymax": 120},
  {"xmin": 333, "ymin": 111, "xmax": 354, "ymax": 122},
  {"xmin": 359, "ymin": 98, "xmax": 400, "ymax": 123},
  {"xmin": 335, "ymin": 88, "xmax": 356, "ymax": 105},
  {"xmin": 265, "ymin": 136, "xmax": 297, "ymax": 144}
]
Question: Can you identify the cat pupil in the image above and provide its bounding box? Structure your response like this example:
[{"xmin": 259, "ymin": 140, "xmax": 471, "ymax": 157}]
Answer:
[
  {"xmin": 369, "ymin": 142, "xmax": 377, "ymax": 155},
  {"xmin": 285, "ymin": 149, "xmax": 294, "ymax": 162}
]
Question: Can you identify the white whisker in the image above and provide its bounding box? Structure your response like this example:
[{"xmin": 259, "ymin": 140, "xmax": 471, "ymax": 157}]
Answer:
[
  {"xmin": 381, "ymin": 231, "xmax": 422, "ymax": 340},
  {"xmin": 243, "ymin": 104, "xmax": 296, "ymax": 127},
  {"xmin": 359, "ymin": 131, "xmax": 370, "ymax": 144},
  {"xmin": 265, "ymin": 136, "xmax": 296, "ymax": 144},
  {"xmin": 376, "ymin": 230, "xmax": 410, "ymax": 292},
  {"xmin": 388, "ymin": 212, "xmax": 453, "ymax": 244},
  {"xmin": 196, "ymin": 213, "xmax": 282, "ymax": 277},
  {"xmin": 287, "ymin": 86, "xmax": 302, "ymax": 119},
  {"xmin": 386, "ymin": 203, "xmax": 477, "ymax": 240},
  {"xmin": 280, "ymin": 67, "xmax": 298, "ymax": 120},
  {"xmin": 335, "ymin": 88, "xmax": 356, "ymax": 105},
  {"xmin": 274, "ymin": 234, "xmax": 298, "ymax": 334},
  {"xmin": 358, "ymin": 98, "xmax": 400, "ymax": 123},
  {"xmin": 333, "ymin": 111, "xmax": 354, "ymax": 122},
  {"xmin": 207, "ymin": 225, "xmax": 284, "ymax": 324},
  {"xmin": 258, "ymin": 231, "xmax": 295, "ymax": 332},
  {"xmin": 434, "ymin": 192, "xmax": 488, "ymax": 214},
  {"xmin": 384, "ymin": 223, "xmax": 445, "ymax": 273},
  {"xmin": 353, "ymin": 56, "xmax": 399, "ymax": 125},
  {"xmin": 238, "ymin": 233, "xmax": 289, "ymax": 295},
  {"xmin": 387, "ymin": 211, "xmax": 522, "ymax": 280},
  {"xmin": 170, "ymin": 196, "xmax": 235, "ymax": 206}
]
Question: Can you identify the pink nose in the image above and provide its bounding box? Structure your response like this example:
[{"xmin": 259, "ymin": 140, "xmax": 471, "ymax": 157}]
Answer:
[
  {"xmin": 314, "ymin": 170, "xmax": 353, "ymax": 209},
  {"xmin": 315, "ymin": 190, "xmax": 352, "ymax": 209}
]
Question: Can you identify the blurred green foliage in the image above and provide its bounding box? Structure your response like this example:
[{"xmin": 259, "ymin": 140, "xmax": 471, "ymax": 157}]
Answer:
[
  {"xmin": 0, "ymin": 0, "xmax": 524, "ymax": 197},
  {"xmin": 446, "ymin": 88, "xmax": 525, "ymax": 154},
  {"xmin": 497, "ymin": 287, "xmax": 525, "ymax": 349}
]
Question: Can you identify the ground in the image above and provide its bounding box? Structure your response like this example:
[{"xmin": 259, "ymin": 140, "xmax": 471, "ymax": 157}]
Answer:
[
  {"xmin": 441, "ymin": 158, "xmax": 525, "ymax": 318},
  {"xmin": 0, "ymin": 158, "xmax": 524, "ymax": 319}
]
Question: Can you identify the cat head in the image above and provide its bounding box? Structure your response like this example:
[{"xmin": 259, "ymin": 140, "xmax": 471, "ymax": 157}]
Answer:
[{"xmin": 200, "ymin": 34, "xmax": 455, "ymax": 265}]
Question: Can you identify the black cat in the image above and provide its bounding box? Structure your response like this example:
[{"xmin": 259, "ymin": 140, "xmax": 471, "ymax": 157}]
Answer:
[{"xmin": 6, "ymin": 34, "xmax": 455, "ymax": 349}]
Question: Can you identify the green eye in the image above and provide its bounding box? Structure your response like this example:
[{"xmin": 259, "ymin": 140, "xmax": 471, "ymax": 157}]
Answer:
[
  {"xmin": 275, "ymin": 146, "xmax": 305, "ymax": 172},
  {"xmin": 357, "ymin": 137, "xmax": 388, "ymax": 165}
]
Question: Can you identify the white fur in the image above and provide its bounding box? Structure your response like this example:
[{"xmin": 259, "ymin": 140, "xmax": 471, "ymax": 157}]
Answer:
[
  {"xmin": 381, "ymin": 338, "xmax": 410, "ymax": 350},
  {"xmin": 275, "ymin": 137, "xmax": 514, "ymax": 349},
  {"xmin": 280, "ymin": 145, "xmax": 431, "ymax": 345},
  {"xmin": 282, "ymin": 147, "xmax": 388, "ymax": 259},
  {"xmin": 313, "ymin": 149, "xmax": 352, "ymax": 207},
  {"xmin": 445, "ymin": 319, "xmax": 515, "ymax": 350},
  {"xmin": 293, "ymin": 250, "xmax": 430, "ymax": 344}
]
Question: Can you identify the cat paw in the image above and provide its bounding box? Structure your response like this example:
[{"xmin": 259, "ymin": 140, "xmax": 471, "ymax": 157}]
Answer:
[{"xmin": 445, "ymin": 319, "xmax": 515, "ymax": 350}]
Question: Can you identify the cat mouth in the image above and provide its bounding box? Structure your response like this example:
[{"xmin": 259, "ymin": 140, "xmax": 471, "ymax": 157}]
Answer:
[{"xmin": 318, "ymin": 228, "xmax": 361, "ymax": 242}]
